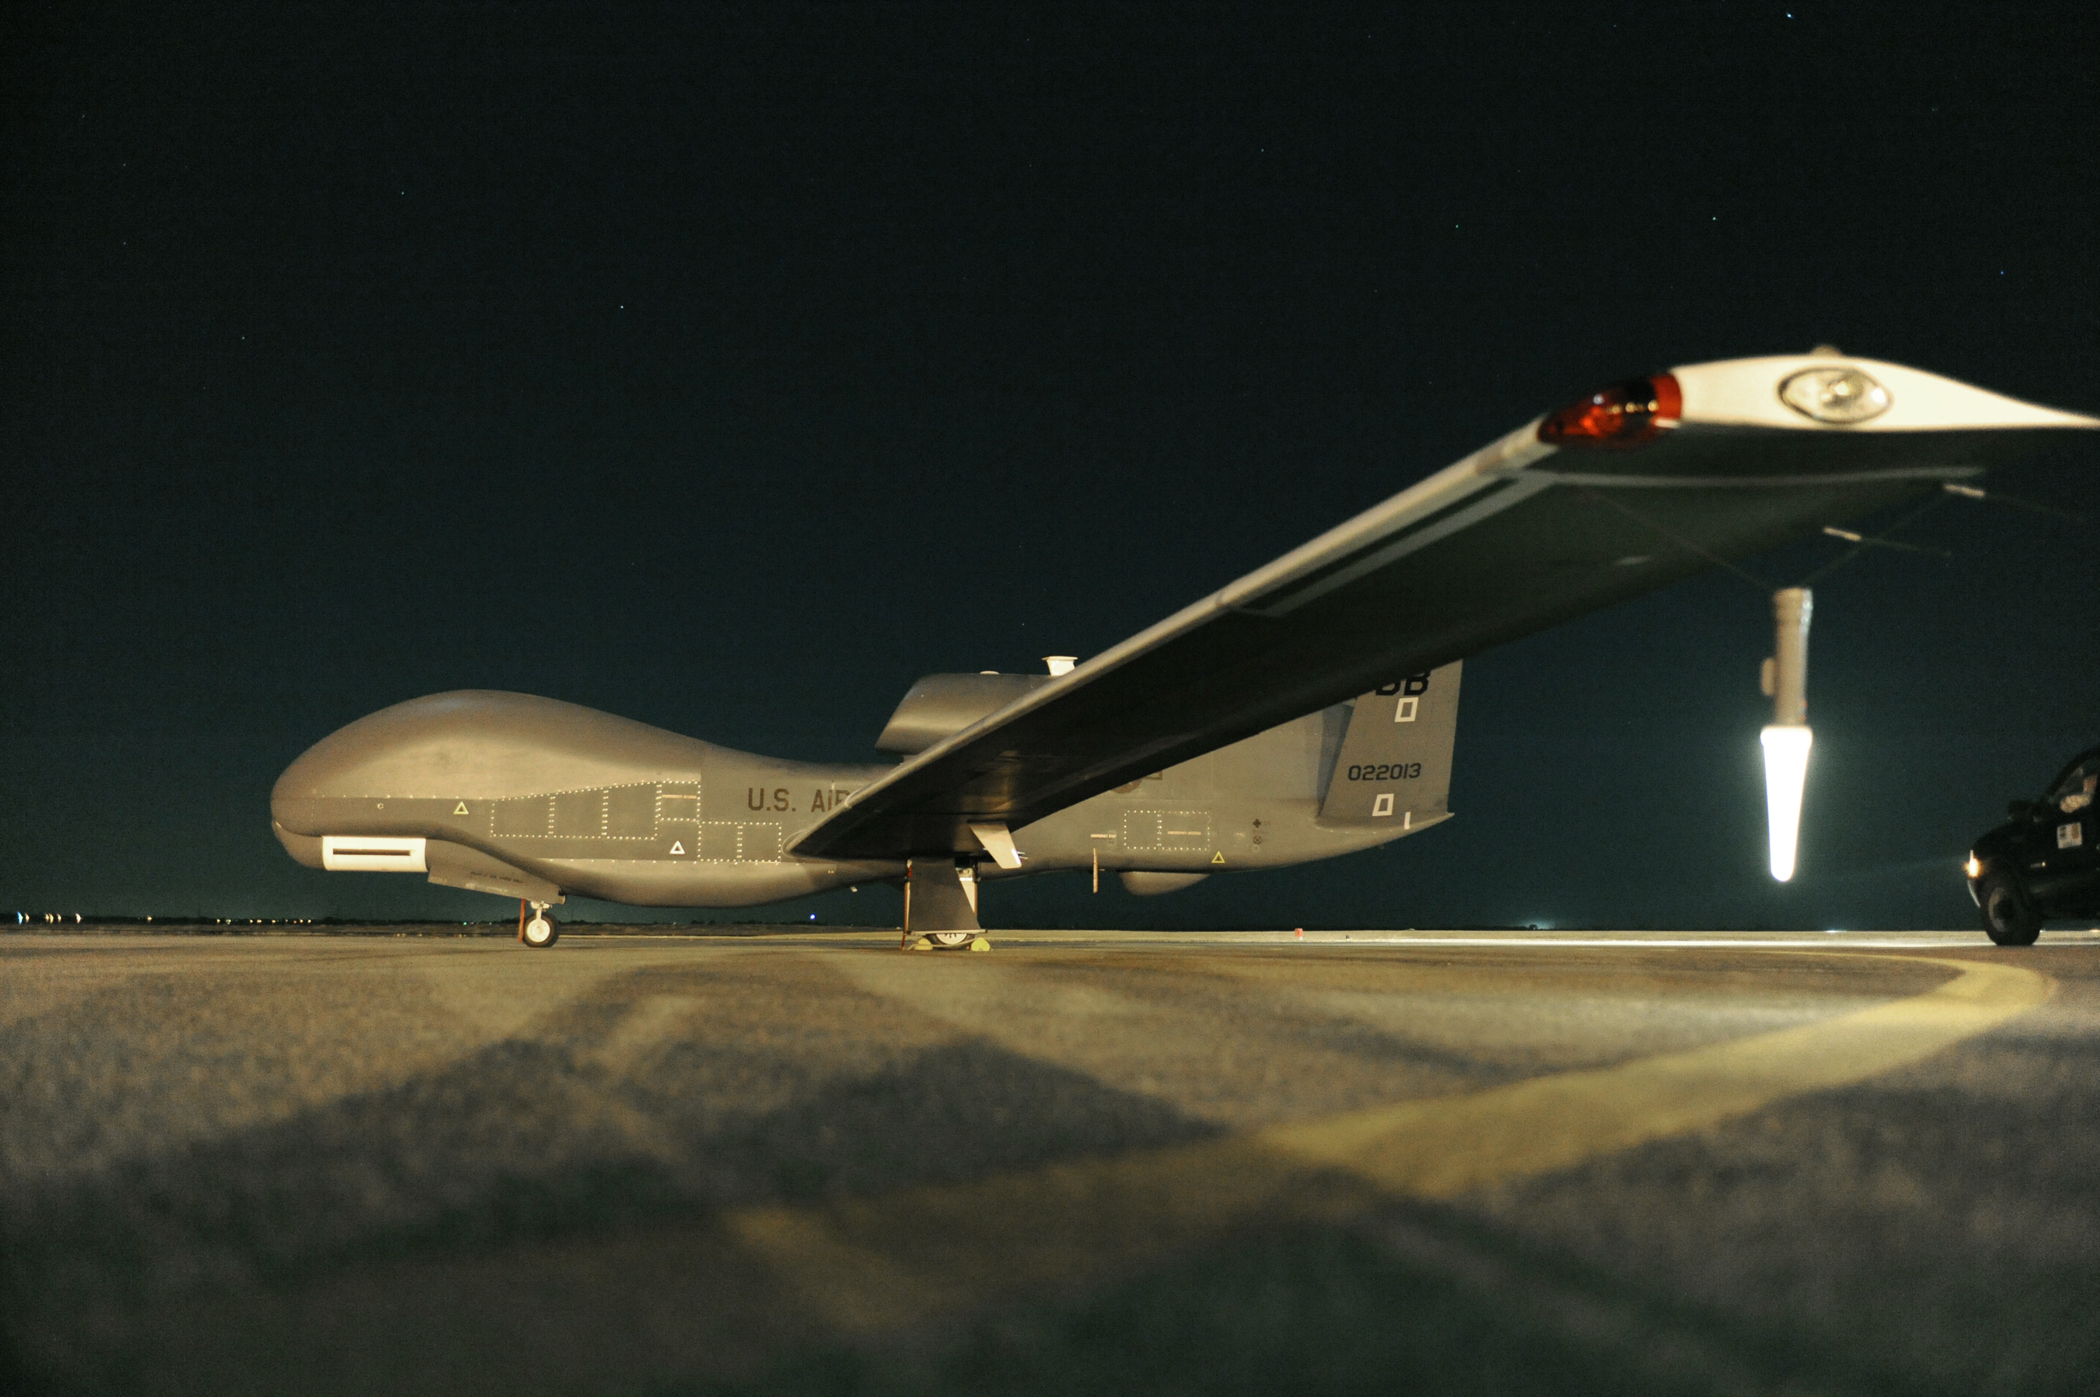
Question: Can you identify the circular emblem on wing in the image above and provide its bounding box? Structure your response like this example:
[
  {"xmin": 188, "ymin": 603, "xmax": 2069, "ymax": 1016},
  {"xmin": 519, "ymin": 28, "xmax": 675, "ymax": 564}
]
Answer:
[{"xmin": 1778, "ymin": 366, "xmax": 1892, "ymax": 424}]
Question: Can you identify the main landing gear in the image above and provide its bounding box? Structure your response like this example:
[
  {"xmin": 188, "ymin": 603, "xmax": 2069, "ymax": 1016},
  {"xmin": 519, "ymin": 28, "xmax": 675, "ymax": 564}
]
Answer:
[
  {"xmin": 901, "ymin": 857, "xmax": 991, "ymax": 952},
  {"xmin": 912, "ymin": 930, "xmax": 991, "ymax": 952},
  {"xmin": 520, "ymin": 899, "xmax": 559, "ymax": 949}
]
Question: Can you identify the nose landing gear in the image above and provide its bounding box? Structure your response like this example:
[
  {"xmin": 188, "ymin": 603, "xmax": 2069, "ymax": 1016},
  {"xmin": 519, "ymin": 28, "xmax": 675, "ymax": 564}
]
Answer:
[{"xmin": 520, "ymin": 899, "xmax": 559, "ymax": 948}]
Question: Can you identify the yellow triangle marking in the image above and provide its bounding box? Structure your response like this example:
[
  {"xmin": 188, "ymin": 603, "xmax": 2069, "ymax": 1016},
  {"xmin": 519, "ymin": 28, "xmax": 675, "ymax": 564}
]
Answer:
[
  {"xmin": 453, "ymin": 801, "xmax": 470, "ymax": 815},
  {"xmin": 670, "ymin": 841, "xmax": 686, "ymax": 855},
  {"xmin": 1211, "ymin": 851, "xmax": 1225, "ymax": 864}
]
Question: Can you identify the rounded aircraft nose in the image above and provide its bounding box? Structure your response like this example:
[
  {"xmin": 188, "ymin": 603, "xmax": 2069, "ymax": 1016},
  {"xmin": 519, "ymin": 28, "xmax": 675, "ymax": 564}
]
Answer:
[
  {"xmin": 270, "ymin": 689, "xmax": 712, "ymax": 838},
  {"xmin": 269, "ymin": 690, "xmax": 524, "ymax": 836}
]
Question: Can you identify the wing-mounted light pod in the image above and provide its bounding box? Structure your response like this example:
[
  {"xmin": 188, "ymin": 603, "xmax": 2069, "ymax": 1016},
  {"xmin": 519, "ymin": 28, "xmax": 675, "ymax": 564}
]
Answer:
[
  {"xmin": 1760, "ymin": 587, "xmax": 1814, "ymax": 882},
  {"xmin": 1537, "ymin": 374, "xmax": 1683, "ymax": 449}
]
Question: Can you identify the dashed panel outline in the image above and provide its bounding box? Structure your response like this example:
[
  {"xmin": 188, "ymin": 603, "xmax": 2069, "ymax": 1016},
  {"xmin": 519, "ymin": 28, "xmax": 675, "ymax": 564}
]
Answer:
[
  {"xmin": 455, "ymin": 783, "xmax": 787, "ymax": 863},
  {"xmin": 1122, "ymin": 808, "xmax": 1213, "ymax": 852},
  {"xmin": 488, "ymin": 794, "xmax": 554, "ymax": 840},
  {"xmin": 742, "ymin": 823, "xmax": 784, "ymax": 863},
  {"xmin": 551, "ymin": 788, "xmax": 609, "ymax": 838},
  {"xmin": 605, "ymin": 784, "xmax": 660, "ymax": 839},
  {"xmin": 484, "ymin": 782, "xmax": 702, "ymax": 842},
  {"xmin": 698, "ymin": 821, "xmax": 743, "ymax": 862},
  {"xmin": 693, "ymin": 821, "xmax": 785, "ymax": 863}
]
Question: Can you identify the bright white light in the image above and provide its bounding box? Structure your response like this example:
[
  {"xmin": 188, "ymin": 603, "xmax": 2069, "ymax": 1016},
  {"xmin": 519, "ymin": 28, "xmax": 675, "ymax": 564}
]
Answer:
[{"xmin": 1761, "ymin": 725, "xmax": 1813, "ymax": 881}]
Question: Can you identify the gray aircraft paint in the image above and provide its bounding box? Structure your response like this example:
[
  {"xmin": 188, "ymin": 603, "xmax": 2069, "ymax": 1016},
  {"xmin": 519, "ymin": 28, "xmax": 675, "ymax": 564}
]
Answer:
[
  {"xmin": 272, "ymin": 679, "xmax": 1446, "ymax": 913},
  {"xmin": 876, "ymin": 673, "xmax": 1051, "ymax": 754},
  {"xmin": 270, "ymin": 356, "xmax": 2099, "ymax": 931},
  {"xmin": 273, "ymin": 691, "xmax": 902, "ymax": 908},
  {"xmin": 1318, "ymin": 661, "xmax": 1462, "ymax": 828}
]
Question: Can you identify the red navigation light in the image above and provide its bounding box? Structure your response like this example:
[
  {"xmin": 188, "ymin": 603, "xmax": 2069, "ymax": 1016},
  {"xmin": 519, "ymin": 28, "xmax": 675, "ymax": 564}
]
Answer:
[{"xmin": 1537, "ymin": 373, "xmax": 1682, "ymax": 449}]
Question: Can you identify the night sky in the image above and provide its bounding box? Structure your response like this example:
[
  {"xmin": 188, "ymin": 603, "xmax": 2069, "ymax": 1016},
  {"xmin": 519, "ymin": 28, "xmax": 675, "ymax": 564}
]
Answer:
[{"xmin": 6, "ymin": 4, "xmax": 2097, "ymax": 929}]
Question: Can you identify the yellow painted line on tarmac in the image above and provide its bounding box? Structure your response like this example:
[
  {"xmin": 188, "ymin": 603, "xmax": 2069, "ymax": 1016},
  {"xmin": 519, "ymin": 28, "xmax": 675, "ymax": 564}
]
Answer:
[
  {"xmin": 1259, "ymin": 956, "xmax": 2046, "ymax": 1196},
  {"xmin": 725, "ymin": 955, "xmax": 2049, "ymax": 1337}
]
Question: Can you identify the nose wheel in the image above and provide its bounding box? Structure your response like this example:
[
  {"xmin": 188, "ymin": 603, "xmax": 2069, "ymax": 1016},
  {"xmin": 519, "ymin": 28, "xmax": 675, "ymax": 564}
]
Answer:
[{"xmin": 520, "ymin": 900, "xmax": 559, "ymax": 949}]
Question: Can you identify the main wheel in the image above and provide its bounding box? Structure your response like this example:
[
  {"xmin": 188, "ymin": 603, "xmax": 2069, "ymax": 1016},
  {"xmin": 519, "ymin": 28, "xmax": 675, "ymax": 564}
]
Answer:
[
  {"xmin": 925, "ymin": 931, "xmax": 975, "ymax": 949},
  {"xmin": 1978, "ymin": 870, "xmax": 2041, "ymax": 947},
  {"xmin": 523, "ymin": 914, "xmax": 560, "ymax": 949}
]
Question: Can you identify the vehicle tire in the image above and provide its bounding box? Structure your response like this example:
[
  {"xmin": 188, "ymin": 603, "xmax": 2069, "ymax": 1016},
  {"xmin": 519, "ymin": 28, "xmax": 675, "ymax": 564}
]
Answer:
[
  {"xmin": 1978, "ymin": 871, "xmax": 2041, "ymax": 947},
  {"xmin": 523, "ymin": 914, "xmax": 559, "ymax": 949},
  {"xmin": 925, "ymin": 931, "xmax": 974, "ymax": 949}
]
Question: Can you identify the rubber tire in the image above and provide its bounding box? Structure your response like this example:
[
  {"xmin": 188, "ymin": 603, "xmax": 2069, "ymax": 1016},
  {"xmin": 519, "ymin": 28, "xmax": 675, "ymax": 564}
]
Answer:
[
  {"xmin": 523, "ymin": 915, "xmax": 560, "ymax": 949},
  {"xmin": 925, "ymin": 931, "xmax": 975, "ymax": 949},
  {"xmin": 1978, "ymin": 871, "xmax": 2041, "ymax": 947}
]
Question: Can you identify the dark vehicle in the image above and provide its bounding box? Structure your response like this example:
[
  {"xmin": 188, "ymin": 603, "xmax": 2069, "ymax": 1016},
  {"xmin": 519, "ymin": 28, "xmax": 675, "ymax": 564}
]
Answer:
[{"xmin": 1968, "ymin": 747, "xmax": 2100, "ymax": 945}]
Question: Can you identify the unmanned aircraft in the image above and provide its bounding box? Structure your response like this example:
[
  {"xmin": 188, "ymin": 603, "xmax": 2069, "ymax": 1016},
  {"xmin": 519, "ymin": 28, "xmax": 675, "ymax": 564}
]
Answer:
[{"xmin": 272, "ymin": 352, "xmax": 2097, "ymax": 947}]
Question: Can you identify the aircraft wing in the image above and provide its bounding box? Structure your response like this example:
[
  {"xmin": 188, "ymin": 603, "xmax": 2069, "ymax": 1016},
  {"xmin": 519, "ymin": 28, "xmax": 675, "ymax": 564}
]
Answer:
[{"xmin": 790, "ymin": 354, "xmax": 2097, "ymax": 862}]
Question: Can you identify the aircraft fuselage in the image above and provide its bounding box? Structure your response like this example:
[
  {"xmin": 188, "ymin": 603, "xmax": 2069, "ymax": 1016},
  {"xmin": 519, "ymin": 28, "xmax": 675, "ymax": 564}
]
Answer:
[{"xmin": 271, "ymin": 689, "xmax": 1427, "ymax": 908}]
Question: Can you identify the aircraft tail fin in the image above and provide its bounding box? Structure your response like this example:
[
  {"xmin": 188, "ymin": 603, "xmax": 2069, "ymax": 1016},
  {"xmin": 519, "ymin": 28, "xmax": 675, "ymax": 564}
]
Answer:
[{"xmin": 1317, "ymin": 661, "xmax": 1461, "ymax": 829}]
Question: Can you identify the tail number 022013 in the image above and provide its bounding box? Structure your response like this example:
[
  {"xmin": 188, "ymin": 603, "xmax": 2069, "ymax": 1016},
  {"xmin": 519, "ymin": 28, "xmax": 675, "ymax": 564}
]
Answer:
[{"xmin": 1348, "ymin": 762, "xmax": 1422, "ymax": 782}]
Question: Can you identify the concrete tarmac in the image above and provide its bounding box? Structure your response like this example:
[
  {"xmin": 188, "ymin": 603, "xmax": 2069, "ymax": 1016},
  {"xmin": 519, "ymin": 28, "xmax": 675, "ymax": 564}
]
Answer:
[{"xmin": 3, "ymin": 927, "xmax": 2098, "ymax": 1395}]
